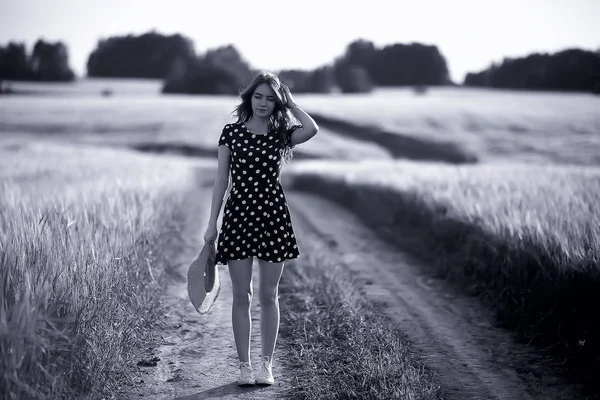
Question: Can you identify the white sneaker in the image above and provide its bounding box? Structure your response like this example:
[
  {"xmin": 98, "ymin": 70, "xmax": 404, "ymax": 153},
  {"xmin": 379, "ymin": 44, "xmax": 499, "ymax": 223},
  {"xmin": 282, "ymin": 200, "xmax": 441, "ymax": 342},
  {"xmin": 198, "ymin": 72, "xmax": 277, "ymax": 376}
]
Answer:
[
  {"xmin": 255, "ymin": 355, "xmax": 274, "ymax": 385},
  {"xmin": 237, "ymin": 361, "xmax": 255, "ymax": 386}
]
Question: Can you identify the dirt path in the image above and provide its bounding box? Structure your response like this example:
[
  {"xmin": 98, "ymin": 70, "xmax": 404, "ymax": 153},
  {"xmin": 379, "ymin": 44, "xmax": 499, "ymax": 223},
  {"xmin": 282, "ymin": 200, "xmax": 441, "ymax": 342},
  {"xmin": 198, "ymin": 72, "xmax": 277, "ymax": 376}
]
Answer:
[
  {"xmin": 287, "ymin": 191, "xmax": 584, "ymax": 400},
  {"xmin": 120, "ymin": 167, "xmax": 582, "ymax": 400},
  {"xmin": 121, "ymin": 171, "xmax": 293, "ymax": 400}
]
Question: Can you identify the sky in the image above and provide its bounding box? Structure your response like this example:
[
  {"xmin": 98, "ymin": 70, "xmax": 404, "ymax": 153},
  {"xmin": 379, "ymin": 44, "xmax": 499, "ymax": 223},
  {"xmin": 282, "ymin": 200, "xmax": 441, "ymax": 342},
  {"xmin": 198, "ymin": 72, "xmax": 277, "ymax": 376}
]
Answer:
[{"xmin": 1, "ymin": 0, "xmax": 599, "ymax": 83}]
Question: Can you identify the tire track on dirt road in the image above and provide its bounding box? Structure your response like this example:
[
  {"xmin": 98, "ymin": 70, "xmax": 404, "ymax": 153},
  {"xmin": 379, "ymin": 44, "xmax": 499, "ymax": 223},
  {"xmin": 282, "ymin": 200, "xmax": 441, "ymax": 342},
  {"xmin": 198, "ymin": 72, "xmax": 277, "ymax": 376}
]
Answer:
[
  {"xmin": 287, "ymin": 190, "xmax": 584, "ymax": 400},
  {"xmin": 121, "ymin": 169, "xmax": 293, "ymax": 400}
]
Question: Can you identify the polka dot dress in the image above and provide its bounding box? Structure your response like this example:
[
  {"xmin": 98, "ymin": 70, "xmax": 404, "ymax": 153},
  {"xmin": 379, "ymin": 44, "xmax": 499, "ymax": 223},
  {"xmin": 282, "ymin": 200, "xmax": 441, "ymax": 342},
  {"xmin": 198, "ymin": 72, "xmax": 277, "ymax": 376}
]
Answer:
[{"xmin": 215, "ymin": 122, "xmax": 301, "ymax": 265}]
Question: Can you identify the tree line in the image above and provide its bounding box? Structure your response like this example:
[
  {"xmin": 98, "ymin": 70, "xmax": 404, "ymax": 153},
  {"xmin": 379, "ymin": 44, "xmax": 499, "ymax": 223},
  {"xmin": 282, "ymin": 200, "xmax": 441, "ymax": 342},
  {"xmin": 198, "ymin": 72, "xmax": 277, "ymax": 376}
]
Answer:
[
  {"xmin": 82, "ymin": 32, "xmax": 452, "ymax": 94},
  {"xmin": 1, "ymin": 31, "xmax": 599, "ymax": 94},
  {"xmin": 0, "ymin": 39, "xmax": 75, "ymax": 82},
  {"xmin": 464, "ymin": 48, "xmax": 600, "ymax": 93}
]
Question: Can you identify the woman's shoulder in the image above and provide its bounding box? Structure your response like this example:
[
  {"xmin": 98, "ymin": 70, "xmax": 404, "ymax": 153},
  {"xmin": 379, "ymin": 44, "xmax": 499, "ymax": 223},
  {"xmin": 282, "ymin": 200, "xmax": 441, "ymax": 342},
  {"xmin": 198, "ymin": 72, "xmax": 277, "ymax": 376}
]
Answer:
[
  {"xmin": 223, "ymin": 121, "xmax": 242, "ymax": 130},
  {"xmin": 280, "ymin": 123, "xmax": 302, "ymax": 136},
  {"xmin": 223, "ymin": 122, "xmax": 241, "ymax": 130}
]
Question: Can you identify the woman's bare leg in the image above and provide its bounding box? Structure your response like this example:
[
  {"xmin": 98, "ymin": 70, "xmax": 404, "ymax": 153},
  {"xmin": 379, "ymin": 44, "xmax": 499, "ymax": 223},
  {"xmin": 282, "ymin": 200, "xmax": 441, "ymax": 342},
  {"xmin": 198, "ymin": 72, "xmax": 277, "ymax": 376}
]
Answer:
[
  {"xmin": 228, "ymin": 257, "xmax": 254, "ymax": 363},
  {"xmin": 257, "ymin": 259, "xmax": 285, "ymax": 361}
]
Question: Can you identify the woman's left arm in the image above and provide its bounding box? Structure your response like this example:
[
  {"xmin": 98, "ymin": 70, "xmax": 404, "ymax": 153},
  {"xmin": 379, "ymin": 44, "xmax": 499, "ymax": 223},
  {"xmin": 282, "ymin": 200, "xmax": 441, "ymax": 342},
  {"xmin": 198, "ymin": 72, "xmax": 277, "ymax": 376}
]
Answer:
[{"xmin": 282, "ymin": 85, "xmax": 319, "ymax": 146}]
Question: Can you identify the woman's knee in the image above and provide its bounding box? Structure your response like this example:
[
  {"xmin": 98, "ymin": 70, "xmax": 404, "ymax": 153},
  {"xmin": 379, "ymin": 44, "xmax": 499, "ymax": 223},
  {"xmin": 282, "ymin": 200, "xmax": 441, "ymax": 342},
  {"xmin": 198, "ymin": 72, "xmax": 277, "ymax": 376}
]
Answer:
[
  {"xmin": 257, "ymin": 259, "xmax": 284, "ymax": 306},
  {"xmin": 229, "ymin": 257, "xmax": 253, "ymax": 307},
  {"xmin": 259, "ymin": 285, "xmax": 278, "ymax": 306},
  {"xmin": 233, "ymin": 287, "xmax": 253, "ymax": 307}
]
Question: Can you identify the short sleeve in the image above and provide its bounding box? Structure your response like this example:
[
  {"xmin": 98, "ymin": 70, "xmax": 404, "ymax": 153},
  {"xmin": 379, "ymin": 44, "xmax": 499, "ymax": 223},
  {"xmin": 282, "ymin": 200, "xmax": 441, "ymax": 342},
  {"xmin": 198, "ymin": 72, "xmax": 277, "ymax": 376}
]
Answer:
[
  {"xmin": 284, "ymin": 124, "xmax": 302, "ymax": 147},
  {"xmin": 218, "ymin": 124, "xmax": 231, "ymax": 148}
]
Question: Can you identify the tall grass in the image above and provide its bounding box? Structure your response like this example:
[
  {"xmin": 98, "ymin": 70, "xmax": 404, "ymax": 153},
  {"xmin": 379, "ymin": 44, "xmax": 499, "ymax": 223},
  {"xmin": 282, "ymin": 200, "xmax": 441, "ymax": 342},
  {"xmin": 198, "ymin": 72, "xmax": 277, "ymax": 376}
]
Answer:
[
  {"xmin": 288, "ymin": 160, "xmax": 600, "ymax": 383},
  {"xmin": 0, "ymin": 143, "xmax": 194, "ymax": 399},
  {"xmin": 279, "ymin": 241, "xmax": 444, "ymax": 400}
]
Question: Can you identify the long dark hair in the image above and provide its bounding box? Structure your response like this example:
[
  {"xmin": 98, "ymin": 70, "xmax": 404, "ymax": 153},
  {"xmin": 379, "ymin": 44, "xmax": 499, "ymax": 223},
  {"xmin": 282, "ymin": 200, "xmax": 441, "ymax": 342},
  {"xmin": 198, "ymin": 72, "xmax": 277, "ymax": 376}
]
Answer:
[{"xmin": 232, "ymin": 71, "xmax": 297, "ymax": 163}]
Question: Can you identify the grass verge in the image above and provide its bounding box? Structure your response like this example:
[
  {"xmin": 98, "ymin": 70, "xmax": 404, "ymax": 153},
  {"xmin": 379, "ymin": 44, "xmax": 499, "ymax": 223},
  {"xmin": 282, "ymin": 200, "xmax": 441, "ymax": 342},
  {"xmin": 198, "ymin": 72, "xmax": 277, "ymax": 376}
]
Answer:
[
  {"xmin": 278, "ymin": 240, "xmax": 445, "ymax": 400},
  {"xmin": 0, "ymin": 142, "xmax": 195, "ymax": 400},
  {"xmin": 287, "ymin": 160, "xmax": 600, "ymax": 387}
]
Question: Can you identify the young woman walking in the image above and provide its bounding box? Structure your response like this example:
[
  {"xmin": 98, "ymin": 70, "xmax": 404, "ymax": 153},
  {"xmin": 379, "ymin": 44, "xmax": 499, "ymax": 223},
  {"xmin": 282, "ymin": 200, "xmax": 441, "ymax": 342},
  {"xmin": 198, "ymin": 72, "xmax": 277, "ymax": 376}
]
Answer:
[{"xmin": 203, "ymin": 71, "xmax": 319, "ymax": 386}]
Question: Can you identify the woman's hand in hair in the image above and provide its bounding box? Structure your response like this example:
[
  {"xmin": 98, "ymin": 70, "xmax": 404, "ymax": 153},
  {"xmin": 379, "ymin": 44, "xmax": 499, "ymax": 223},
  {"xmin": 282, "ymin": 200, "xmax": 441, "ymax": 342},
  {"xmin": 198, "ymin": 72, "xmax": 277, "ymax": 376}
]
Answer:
[{"xmin": 281, "ymin": 84, "xmax": 297, "ymax": 109}]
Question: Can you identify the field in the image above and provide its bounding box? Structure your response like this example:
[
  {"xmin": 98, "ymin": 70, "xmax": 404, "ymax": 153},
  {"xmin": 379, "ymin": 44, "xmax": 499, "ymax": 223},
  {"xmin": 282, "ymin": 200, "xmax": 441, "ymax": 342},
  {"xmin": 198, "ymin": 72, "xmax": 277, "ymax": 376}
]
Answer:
[
  {"xmin": 2, "ymin": 78, "xmax": 600, "ymax": 398},
  {"xmin": 284, "ymin": 88, "xmax": 600, "ymax": 384},
  {"xmin": 298, "ymin": 87, "xmax": 600, "ymax": 165},
  {"xmin": 0, "ymin": 141, "xmax": 196, "ymax": 398},
  {"xmin": 287, "ymin": 160, "xmax": 600, "ymax": 372},
  {"xmin": 4, "ymin": 80, "xmax": 599, "ymax": 166}
]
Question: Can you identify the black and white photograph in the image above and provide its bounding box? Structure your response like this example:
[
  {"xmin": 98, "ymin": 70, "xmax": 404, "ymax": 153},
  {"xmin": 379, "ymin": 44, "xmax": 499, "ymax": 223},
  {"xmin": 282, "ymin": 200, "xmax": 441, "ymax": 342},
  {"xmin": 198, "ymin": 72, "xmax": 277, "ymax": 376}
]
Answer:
[{"xmin": 1, "ymin": 0, "xmax": 600, "ymax": 399}]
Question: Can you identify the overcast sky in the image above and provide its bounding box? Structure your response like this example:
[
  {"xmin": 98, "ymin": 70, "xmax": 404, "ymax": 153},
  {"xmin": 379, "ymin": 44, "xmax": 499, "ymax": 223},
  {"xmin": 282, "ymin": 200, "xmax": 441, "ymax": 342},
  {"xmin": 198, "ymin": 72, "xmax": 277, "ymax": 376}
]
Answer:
[{"xmin": 1, "ymin": 0, "xmax": 598, "ymax": 83}]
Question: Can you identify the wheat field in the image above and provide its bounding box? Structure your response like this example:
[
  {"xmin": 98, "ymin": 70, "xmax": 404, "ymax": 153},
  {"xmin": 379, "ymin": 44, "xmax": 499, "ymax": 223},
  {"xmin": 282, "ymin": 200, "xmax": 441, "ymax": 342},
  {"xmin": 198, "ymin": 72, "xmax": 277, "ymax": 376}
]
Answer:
[
  {"xmin": 0, "ymin": 141, "xmax": 195, "ymax": 399},
  {"xmin": 2, "ymin": 78, "xmax": 600, "ymax": 397}
]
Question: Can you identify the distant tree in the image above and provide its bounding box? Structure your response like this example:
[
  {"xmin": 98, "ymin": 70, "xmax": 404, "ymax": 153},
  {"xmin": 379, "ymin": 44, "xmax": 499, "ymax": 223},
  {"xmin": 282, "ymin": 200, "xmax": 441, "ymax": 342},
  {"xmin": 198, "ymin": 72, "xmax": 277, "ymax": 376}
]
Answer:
[
  {"xmin": 162, "ymin": 58, "xmax": 239, "ymax": 94},
  {"xmin": 87, "ymin": 31, "xmax": 196, "ymax": 78},
  {"xmin": 30, "ymin": 39, "xmax": 75, "ymax": 81},
  {"xmin": 278, "ymin": 69, "xmax": 311, "ymax": 92},
  {"xmin": 344, "ymin": 39, "xmax": 377, "ymax": 66},
  {"xmin": 333, "ymin": 61, "xmax": 374, "ymax": 93},
  {"xmin": 0, "ymin": 40, "xmax": 75, "ymax": 81},
  {"xmin": 0, "ymin": 42, "xmax": 31, "ymax": 80},
  {"xmin": 203, "ymin": 44, "xmax": 255, "ymax": 85},
  {"xmin": 331, "ymin": 39, "xmax": 450, "ymax": 88},
  {"xmin": 278, "ymin": 66, "xmax": 335, "ymax": 93},
  {"xmin": 371, "ymin": 43, "xmax": 450, "ymax": 86},
  {"xmin": 162, "ymin": 44, "xmax": 254, "ymax": 95},
  {"xmin": 83, "ymin": 33, "xmax": 455, "ymax": 93},
  {"xmin": 464, "ymin": 48, "xmax": 600, "ymax": 93},
  {"xmin": 306, "ymin": 66, "xmax": 336, "ymax": 93},
  {"xmin": 277, "ymin": 39, "xmax": 451, "ymax": 92}
]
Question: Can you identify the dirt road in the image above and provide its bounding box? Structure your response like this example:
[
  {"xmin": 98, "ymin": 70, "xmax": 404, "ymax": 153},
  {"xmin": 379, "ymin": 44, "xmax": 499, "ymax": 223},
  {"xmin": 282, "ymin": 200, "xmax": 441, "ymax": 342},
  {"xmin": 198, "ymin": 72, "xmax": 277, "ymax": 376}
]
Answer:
[
  {"xmin": 122, "ymin": 168, "xmax": 583, "ymax": 400},
  {"xmin": 287, "ymin": 191, "xmax": 584, "ymax": 400},
  {"xmin": 121, "ymin": 176, "xmax": 294, "ymax": 400}
]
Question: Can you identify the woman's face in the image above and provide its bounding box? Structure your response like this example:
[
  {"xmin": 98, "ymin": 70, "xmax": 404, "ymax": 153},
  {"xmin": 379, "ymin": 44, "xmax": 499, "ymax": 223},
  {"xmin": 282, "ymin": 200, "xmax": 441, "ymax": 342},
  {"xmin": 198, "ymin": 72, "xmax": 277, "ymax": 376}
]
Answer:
[{"xmin": 251, "ymin": 83, "xmax": 277, "ymax": 118}]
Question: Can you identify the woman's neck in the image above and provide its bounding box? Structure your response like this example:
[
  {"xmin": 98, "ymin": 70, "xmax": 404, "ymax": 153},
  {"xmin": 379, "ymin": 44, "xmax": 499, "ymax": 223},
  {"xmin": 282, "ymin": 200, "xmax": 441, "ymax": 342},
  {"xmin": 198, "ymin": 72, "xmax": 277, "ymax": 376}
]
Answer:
[{"xmin": 246, "ymin": 117, "xmax": 270, "ymax": 133}]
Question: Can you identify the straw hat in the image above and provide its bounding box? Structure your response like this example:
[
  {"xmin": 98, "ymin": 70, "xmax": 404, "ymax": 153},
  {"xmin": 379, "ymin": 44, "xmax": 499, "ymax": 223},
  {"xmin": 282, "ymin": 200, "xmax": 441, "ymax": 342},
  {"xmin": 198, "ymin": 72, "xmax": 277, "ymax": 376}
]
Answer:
[{"xmin": 187, "ymin": 237, "xmax": 221, "ymax": 314}]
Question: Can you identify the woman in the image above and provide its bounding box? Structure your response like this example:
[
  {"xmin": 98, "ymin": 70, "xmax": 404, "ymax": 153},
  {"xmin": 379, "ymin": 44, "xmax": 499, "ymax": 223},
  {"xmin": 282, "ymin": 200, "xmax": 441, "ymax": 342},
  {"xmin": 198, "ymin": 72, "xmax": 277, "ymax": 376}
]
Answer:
[{"xmin": 203, "ymin": 71, "xmax": 319, "ymax": 386}]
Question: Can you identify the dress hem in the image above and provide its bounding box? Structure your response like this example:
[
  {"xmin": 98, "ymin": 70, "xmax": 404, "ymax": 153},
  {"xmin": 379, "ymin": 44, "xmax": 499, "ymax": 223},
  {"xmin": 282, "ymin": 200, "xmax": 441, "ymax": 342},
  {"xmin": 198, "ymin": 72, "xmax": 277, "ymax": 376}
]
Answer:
[{"xmin": 215, "ymin": 254, "xmax": 300, "ymax": 265}]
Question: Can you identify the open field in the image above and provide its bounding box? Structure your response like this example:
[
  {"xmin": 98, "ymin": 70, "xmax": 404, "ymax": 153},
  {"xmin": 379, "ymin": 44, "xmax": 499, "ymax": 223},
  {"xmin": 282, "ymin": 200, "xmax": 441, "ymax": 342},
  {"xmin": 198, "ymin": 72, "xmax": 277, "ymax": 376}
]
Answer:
[
  {"xmin": 0, "ymin": 142, "xmax": 195, "ymax": 399},
  {"xmin": 286, "ymin": 159, "xmax": 600, "ymax": 386},
  {"xmin": 299, "ymin": 87, "xmax": 600, "ymax": 166},
  {"xmin": 4, "ymin": 79, "xmax": 600, "ymax": 166},
  {"xmin": 0, "ymin": 91, "xmax": 390, "ymax": 162},
  {"xmin": 2, "ymin": 78, "xmax": 600, "ymax": 397},
  {"xmin": 0, "ymin": 141, "xmax": 448, "ymax": 400}
]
